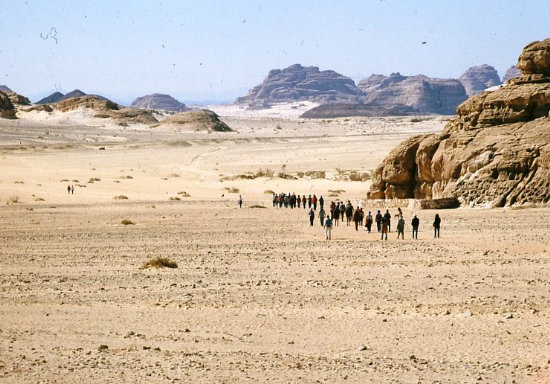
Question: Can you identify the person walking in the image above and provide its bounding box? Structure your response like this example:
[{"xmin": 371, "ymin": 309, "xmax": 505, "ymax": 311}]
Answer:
[
  {"xmin": 319, "ymin": 195, "xmax": 324, "ymax": 211},
  {"xmin": 308, "ymin": 207, "xmax": 315, "ymax": 227},
  {"xmin": 397, "ymin": 216, "xmax": 405, "ymax": 239},
  {"xmin": 384, "ymin": 210, "xmax": 392, "ymax": 232},
  {"xmin": 302, "ymin": 195, "xmax": 307, "ymax": 209},
  {"xmin": 353, "ymin": 207, "xmax": 361, "ymax": 231},
  {"xmin": 312, "ymin": 194, "xmax": 318, "ymax": 210},
  {"xmin": 71, "ymin": 185, "xmax": 74, "ymax": 195},
  {"xmin": 319, "ymin": 207, "xmax": 326, "ymax": 226},
  {"xmin": 411, "ymin": 214, "xmax": 419, "ymax": 239},
  {"xmin": 296, "ymin": 194, "xmax": 301, "ymax": 209},
  {"xmin": 433, "ymin": 213, "xmax": 441, "ymax": 238},
  {"xmin": 324, "ymin": 215, "xmax": 333, "ymax": 240},
  {"xmin": 67, "ymin": 185, "xmax": 71, "ymax": 195},
  {"xmin": 333, "ymin": 203, "xmax": 340, "ymax": 226},
  {"xmin": 381, "ymin": 216, "xmax": 388, "ymax": 240},
  {"xmin": 238, "ymin": 195, "xmax": 243, "ymax": 208},
  {"xmin": 307, "ymin": 195, "xmax": 312, "ymax": 209},
  {"xmin": 365, "ymin": 211, "xmax": 373, "ymax": 233},
  {"xmin": 375, "ymin": 210, "xmax": 382, "ymax": 232}
]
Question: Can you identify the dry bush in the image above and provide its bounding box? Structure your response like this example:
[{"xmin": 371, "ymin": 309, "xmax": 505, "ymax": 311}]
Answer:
[
  {"xmin": 177, "ymin": 191, "xmax": 191, "ymax": 197},
  {"xmin": 9, "ymin": 195, "xmax": 20, "ymax": 204},
  {"xmin": 60, "ymin": 179, "xmax": 70, "ymax": 182},
  {"xmin": 349, "ymin": 171, "xmax": 371, "ymax": 182},
  {"xmin": 264, "ymin": 190, "xmax": 275, "ymax": 194},
  {"xmin": 119, "ymin": 175, "xmax": 133, "ymax": 179},
  {"xmin": 329, "ymin": 189, "xmax": 346, "ymax": 194},
  {"xmin": 255, "ymin": 168, "xmax": 274, "ymax": 178},
  {"xmin": 87, "ymin": 177, "xmax": 101, "ymax": 183},
  {"xmin": 14, "ymin": 181, "xmax": 24, "ymax": 184},
  {"xmin": 224, "ymin": 187, "xmax": 240, "ymax": 193},
  {"xmin": 305, "ymin": 171, "xmax": 326, "ymax": 179},
  {"xmin": 249, "ymin": 204, "xmax": 267, "ymax": 208},
  {"xmin": 121, "ymin": 219, "xmax": 134, "ymax": 225},
  {"xmin": 169, "ymin": 197, "xmax": 181, "ymax": 201},
  {"xmin": 167, "ymin": 173, "xmax": 180, "ymax": 178},
  {"xmin": 296, "ymin": 172, "xmax": 304, "ymax": 178},
  {"xmin": 277, "ymin": 172, "xmax": 297, "ymax": 180},
  {"xmin": 34, "ymin": 197, "xmax": 45, "ymax": 201},
  {"xmin": 113, "ymin": 195, "xmax": 128, "ymax": 200},
  {"xmin": 141, "ymin": 257, "xmax": 178, "ymax": 269}
]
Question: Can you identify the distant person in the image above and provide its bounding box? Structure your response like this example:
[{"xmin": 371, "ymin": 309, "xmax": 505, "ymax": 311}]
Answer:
[
  {"xmin": 353, "ymin": 207, "xmax": 361, "ymax": 231},
  {"xmin": 381, "ymin": 216, "xmax": 388, "ymax": 240},
  {"xmin": 397, "ymin": 216, "xmax": 405, "ymax": 239},
  {"xmin": 319, "ymin": 207, "xmax": 326, "ymax": 226},
  {"xmin": 358, "ymin": 207, "xmax": 364, "ymax": 226},
  {"xmin": 339, "ymin": 203, "xmax": 345, "ymax": 225},
  {"xmin": 333, "ymin": 203, "xmax": 340, "ymax": 226},
  {"xmin": 384, "ymin": 210, "xmax": 392, "ymax": 232},
  {"xmin": 302, "ymin": 195, "xmax": 307, "ymax": 209},
  {"xmin": 375, "ymin": 210, "xmax": 382, "ymax": 232},
  {"xmin": 411, "ymin": 214, "xmax": 419, "ymax": 239},
  {"xmin": 324, "ymin": 215, "xmax": 333, "ymax": 240},
  {"xmin": 433, "ymin": 213, "xmax": 441, "ymax": 238},
  {"xmin": 67, "ymin": 185, "xmax": 71, "ymax": 195},
  {"xmin": 396, "ymin": 207, "xmax": 403, "ymax": 219},
  {"xmin": 238, "ymin": 195, "xmax": 243, "ymax": 208},
  {"xmin": 272, "ymin": 193, "xmax": 277, "ymax": 207},
  {"xmin": 312, "ymin": 194, "xmax": 318, "ymax": 210},
  {"xmin": 308, "ymin": 207, "xmax": 315, "ymax": 226},
  {"xmin": 365, "ymin": 211, "xmax": 373, "ymax": 233},
  {"xmin": 71, "ymin": 185, "xmax": 74, "ymax": 195},
  {"xmin": 319, "ymin": 195, "xmax": 324, "ymax": 210},
  {"xmin": 296, "ymin": 194, "xmax": 301, "ymax": 208}
]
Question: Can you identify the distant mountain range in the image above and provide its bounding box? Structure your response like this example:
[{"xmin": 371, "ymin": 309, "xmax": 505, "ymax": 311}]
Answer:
[
  {"xmin": 236, "ymin": 63, "xmax": 520, "ymax": 117},
  {"xmin": 35, "ymin": 89, "xmax": 108, "ymax": 104}
]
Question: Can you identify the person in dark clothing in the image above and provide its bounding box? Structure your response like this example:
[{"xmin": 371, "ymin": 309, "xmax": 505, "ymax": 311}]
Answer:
[
  {"xmin": 411, "ymin": 215, "xmax": 419, "ymax": 239},
  {"xmin": 381, "ymin": 216, "xmax": 388, "ymax": 240},
  {"xmin": 433, "ymin": 213, "xmax": 441, "ymax": 238},
  {"xmin": 375, "ymin": 210, "xmax": 382, "ymax": 232},
  {"xmin": 353, "ymin": 207, "xmax": 361, "ymax": 231},
  {"xmin": 319, "ymin": 195, "xmax": 324, "ymax": 211},
  {"xmin": 384, "ymin": 210, "xmax": 392, "ymax": 232},
  {"xmin": 67, "ymin": 185, "xmax": 71, "ymax": 194},
  {"xmin": 307, "ymin": 195, "xmax": 312, "ymax": 209},
  {"xmin": 308, "ymin": 207, "xmax": 315, "ymax": 226},
  {"xmin": 397, "ymin": 217, "xmax": 405, "ymax": 239},
  {"xmin": 319, "ymin": 207, "xmax": 326, "ymax": 226},
  {"xmin": 365, "ymin": 211, "xmax": 373, "ymax": 233},
  {"xmin": 296, "ymin": 195, "xmax": 301, "ymax": 208}
]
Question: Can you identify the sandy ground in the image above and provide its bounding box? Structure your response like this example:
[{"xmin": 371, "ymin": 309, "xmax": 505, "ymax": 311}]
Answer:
[{"xmin": 1, "ymin": 109, "xmax": 549, "ymax": 383}]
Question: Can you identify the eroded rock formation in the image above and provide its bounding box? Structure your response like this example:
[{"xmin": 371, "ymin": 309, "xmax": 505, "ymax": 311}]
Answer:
[
  {"xmin": 130, "ymin": 93, "xmax": 187, "ymax": 112},
  {"xmin": 368, "ymin": 38, "xmax": 550, "ymax": 207},
  {"xmin": 458, "ymin": 64, "xmax": 501, "ymax": 96},
  {"xmin": 502, "ymin": 66, "xmax": 521, "ymax": 83},
  {"xmin": 0, "ymin": 91, "xmax": 17, "ymax": 119},
  {"xmin": 236, "ymin": 64, "xmax": 360, "ymax": 106},
  {"xmin": 156, "ymin": 110, "xmax": 232, "ymax": 132},
  {"xmin": 357, "ymin": 73, "xmax": 468, "ymax": 115}
]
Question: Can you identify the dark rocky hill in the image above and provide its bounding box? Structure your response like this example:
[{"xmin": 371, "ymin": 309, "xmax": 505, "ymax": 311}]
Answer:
[{"xmin": 502, "ymin": 65, "xmax": 521, "ymax": 83}]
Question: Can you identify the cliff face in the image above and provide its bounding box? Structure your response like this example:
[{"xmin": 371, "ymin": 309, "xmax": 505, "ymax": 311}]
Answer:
[
  {"xmin": 357, "ymin": 73, "xmax": 468, "ymax": 115},
  {"xmin": 458, "ymin": 64, "xmax": 501, "ymax": 96},
  {"xmin": 0, "ymin": 91, "xmax": 17, "ymax": 119},
  {"xmin": 367, "ymin": 38, "xmax": 550, "ymax": 207},
  {"xmin": 236, "ymin": 64, "xmax": 360, "ymax": 106}
]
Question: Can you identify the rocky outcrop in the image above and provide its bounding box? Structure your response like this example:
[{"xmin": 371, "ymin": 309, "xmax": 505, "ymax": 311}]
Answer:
[
  {"xmin": 51, "ymin": 95, "xmax": 158, "ymax": 125},
  {"xmin": 358, "ymin": 73, "xmax": 468, "ymax": 115},
  {"xmin": 5, "ymin": 91, "xmax": 31, "ymax": 106},
  {"xmin": 300, "ymin": 103, "xmax": 417, "ymax": 118},
  {"xmin": 458, "ymin": 64, "xmax": 501, "ymax": 96},
  {"xmin": 236, "ymin": 64, "xmax": 360, "ymax": 106},
  {"xmin": 156, "ymin": 110, "xmax": 232, "ymax": 132},
  {"xmin": 130, "ymin": 93, "xmax": 187, "ymax": 112},
  {"xmin": 0, "ymin": 91, "xmax": 17, "ymax": 119},
  {"xmin": 367, "ymin": 38, "xmax": 550, "ymax": 207},
  {"xmin": 502, "ymin": 66, "xmax": 521, "ymax": 83}
]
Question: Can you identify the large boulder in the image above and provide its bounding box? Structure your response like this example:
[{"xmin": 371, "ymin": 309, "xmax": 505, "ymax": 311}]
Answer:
[
  {"xmin": 357, "ymin": 73, "xmax": 468, "ymax": 115},
  {"xmin": 130, "ymin": 93, "xmax": 187, "ymax": 112},
  {"xmin": 458, "ymin": 64, "xmax": 501, "ymax": 96},
  {"xmin": 367, "ymin": 38, "xmax": 550, "ymax": 207},
  {"xmin": 236, "ymin": 64, "xmax": 360, "ymax": 106},
  {"xmin": 0, "ymin": 91, "xmax": 16, "ymax": 119}
]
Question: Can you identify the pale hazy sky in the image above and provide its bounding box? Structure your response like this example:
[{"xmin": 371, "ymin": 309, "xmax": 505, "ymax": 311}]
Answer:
[{"xmin": 1, "ymin": 0, "xmax": 549, "ymax": 104}]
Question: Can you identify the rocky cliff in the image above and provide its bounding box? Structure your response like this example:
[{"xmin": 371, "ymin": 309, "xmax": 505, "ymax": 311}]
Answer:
[
  {"xmin": 367, "ymin": 38, "xmax": 550, "ymax": 207},
  {"xmin": 130, "ymin": 93, "xmax": 187, "ymax": 112},
  {"xmin": 502, "ymin": 65, "xmax": 521, "ymax": 83},
  {"xmin": 0, "ymin": 91, "xmax": 17, "ymax": 119},
  {"xmin": 458, "ymin": 64, "xmax": 501, "ymax": 96},
  {"xmin": 236, "ymin": 64, "xmax": 360, "ymax": 106},
  {"xmin": 357, "ymin": 73, "xmax": 468, "ymax": 115}
]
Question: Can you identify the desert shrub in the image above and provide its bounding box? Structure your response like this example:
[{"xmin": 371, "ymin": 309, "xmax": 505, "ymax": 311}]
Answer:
[
  {"xmin": 121, "ymin": 219, "xmax": 134, "ymax": 225},
  {"xmin": 224, "ymin": 187, "xmax": 240, "ymax": 193},
  {"xmin": 305, "ymin": 171, "xmax": 326, "ymax": 179},
  {"xmin": 296, "ymin": 172, "xmax": 304, "ymax": 178},
  {"xmin": 177, "ymin": 191, "xmax": 191, "ymax": 197},
  {"xmin": 141, "ymin": 257, "xmax": 178, "ymax": 269},
  {"xmin": 264, "ymin": 190, "xmax": 275, "ymax": 194},
  {"xmin": 167, "ymin": 173, "xmax": 180, "ymax": 178},
  {"xmin": 249, "ymin": 204, "xmax": 267, "ymax": 208},
  {"xmin": 9, "ymin": 195, "xmax": 20, "ymax": 204},
  {"xmin": 277, "ymin": 172, "xmax": 297, "ymax": 180},
  {"xmin": 329, "ymin": 189, "xmax": 346, "ymax": 194},
  {"xmin": 119, "ymin": 175, "xmax": 133, "ymax": 179},
  {"xmin": 256, "ymin": 168, "xmax": 274, "ymax": 178},
  {"xmin": 169, "ymin": 197, "xmax": 181, "ymax": 201},
  {"xmin": 113, "ymin": 195, "xmax": 128, "ymax": 200},
  {"xmin": 87, "ymin": 177, "xmax": 101, "ymax": 183}
]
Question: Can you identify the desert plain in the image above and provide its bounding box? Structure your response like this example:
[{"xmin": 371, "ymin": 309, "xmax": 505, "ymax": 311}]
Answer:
[{"xmin": 1, "ymin": 105, "xmax": 549, "ymax": 383}]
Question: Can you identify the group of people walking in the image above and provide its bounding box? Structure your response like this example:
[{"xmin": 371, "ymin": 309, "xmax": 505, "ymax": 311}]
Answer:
[{"xmin": 273, "ymin": 193, "xmax": 324, "ymax": 211}]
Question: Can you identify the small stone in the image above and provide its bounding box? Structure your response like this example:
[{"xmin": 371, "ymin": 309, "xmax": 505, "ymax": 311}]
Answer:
[
  {"xmin": 504, "ymin": 313, "xmax": 514, "ymax": 319},
  {"xmin": 98, "ymin": 345, "xmax": 108, "ymax": 351},
  {"xmin": 457, "ymin": 309, "xmax": 472, "ymax": 318},
  {"xmin": 357, "ymin": 345, "xmax": 368, "ymax": 351}
]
